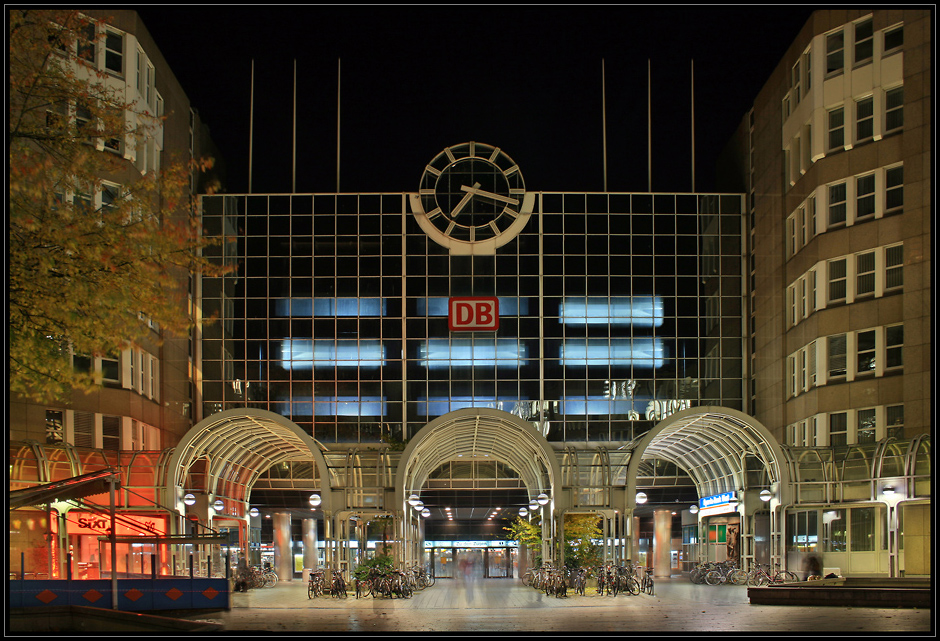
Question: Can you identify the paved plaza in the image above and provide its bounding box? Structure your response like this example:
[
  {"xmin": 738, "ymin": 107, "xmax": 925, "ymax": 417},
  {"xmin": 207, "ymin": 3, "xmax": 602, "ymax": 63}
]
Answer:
[{"xmin": 177, "ymin": 575, "xmax": 933, "ymax": 634}]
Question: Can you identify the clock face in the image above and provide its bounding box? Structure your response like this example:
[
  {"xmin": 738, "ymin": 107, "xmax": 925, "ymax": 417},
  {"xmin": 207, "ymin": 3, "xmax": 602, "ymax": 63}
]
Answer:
[{"xmin": 419, "ymin": 142, "xmax": 526, "ymax": 243}]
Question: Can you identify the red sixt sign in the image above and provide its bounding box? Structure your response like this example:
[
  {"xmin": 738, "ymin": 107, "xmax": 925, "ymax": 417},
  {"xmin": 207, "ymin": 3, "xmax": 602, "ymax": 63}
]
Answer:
[{"xmin": 449, "ymin": 297, "xmax": 499, "ymax": 331}]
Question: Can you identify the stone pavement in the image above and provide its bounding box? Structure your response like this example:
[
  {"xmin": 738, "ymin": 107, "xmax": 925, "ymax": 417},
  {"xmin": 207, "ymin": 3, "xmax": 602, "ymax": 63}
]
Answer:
[{"xmin": 180, "ymin": 575, "xmax": 933, "ymax": 634}]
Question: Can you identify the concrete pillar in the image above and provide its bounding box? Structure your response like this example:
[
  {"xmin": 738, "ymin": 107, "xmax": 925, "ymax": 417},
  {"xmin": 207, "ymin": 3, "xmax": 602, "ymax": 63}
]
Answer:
[
  {"xmin": 653, "ymin": 509, "xmax": 672, "ymax": 578},
  {"xmin": 303, "ymin": 518, "xmax": 318, "ymax": 570},
  {"xmin": 273, "ymin": 512, "xmax": 292, "ymax": 581},
  {"xmin": 632, "ymin": 516, "xmax": 640, "ymax": 564}
]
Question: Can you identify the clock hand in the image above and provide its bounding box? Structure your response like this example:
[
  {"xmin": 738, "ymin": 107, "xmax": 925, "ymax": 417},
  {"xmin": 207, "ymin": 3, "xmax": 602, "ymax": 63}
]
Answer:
[
  {"xmin": 450, "ymin": 182, "xmax": 480, "ymax": 217},
  {"xmin": 459, "ymin": 184, "xmax": 519, "ymax": 206}
]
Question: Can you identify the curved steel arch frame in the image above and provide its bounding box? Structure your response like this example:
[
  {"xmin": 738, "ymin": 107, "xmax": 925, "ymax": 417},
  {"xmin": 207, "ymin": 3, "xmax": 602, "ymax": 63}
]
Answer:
[
  {"xmin": 164, "ymin": 408, "xmax": 334, "ymax": 520},
  {"xmin": 394, "ymin": 407, "xmax": 564, "ymax": 568},
  {"xmin": 624, "ymin": 406, "xmax": 792, "ymax": 568}
]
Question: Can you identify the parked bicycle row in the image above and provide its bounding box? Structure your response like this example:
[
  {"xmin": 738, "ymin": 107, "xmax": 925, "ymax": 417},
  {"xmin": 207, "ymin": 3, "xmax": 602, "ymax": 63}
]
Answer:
[
  {"xmin": 521, "ymin": 563, "xmax": 655, "ymax": 598},
  {"xmin": 689, "ymin": 561, "xmax": 799, "ymax": 586},
  {"xmin": 307, "ymin": 564, "xmax": 435, "ymax": 600},
  {"xmin": 235, "ymin": 564, "xmax": 278, "ymax": 591}
]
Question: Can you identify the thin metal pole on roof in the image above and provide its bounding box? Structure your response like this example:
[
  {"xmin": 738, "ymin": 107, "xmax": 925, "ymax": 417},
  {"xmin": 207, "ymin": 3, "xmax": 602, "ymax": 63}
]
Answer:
[
  {"xmin": 292, "ymin": 59, "xmax": 297, "ymax": 193},
  {"xmin": 336, "ymin": 58, "xmax": 341, "ymax": 192},
  {"xmin": 691, "ymin": 59, "xmax": 696, "ymax": 193},
  {"xmin": 249, "ymin": 59, "xmax": 255, "ymax": 194},
  {"xmin": 647, "ymin": 58, "xmax": 652, "ymax": 192},
  {"xmin": 602, "ymin": 58, "xmax": 608, "ymax": 192}
]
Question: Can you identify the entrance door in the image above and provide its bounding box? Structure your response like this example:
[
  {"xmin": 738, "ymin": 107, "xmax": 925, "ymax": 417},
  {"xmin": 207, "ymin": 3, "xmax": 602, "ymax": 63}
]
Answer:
[{"xmin": 433, "ymin": 548, "xmax": 454, "ymax": 578}]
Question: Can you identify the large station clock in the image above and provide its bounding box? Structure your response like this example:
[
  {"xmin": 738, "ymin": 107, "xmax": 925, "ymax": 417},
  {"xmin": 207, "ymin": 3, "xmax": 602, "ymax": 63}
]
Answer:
[{"xmin": 410, "ymin": 142, "xmax": 534, "ymax": 255}]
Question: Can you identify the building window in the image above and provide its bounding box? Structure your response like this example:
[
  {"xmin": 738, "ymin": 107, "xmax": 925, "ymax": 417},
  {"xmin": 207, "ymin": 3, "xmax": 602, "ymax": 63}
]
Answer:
[
  {"xmin": 104, "ymin": 30, "xmax": 124, "ymax": 75},
  {"xmin": 856, "ymin": 329, "xmax": 876, "ymax": 376},
  {"xmin": 826, "ymin": 30, "xmax": 844, "ymax": 74},
  {"xmin": 73, "ymin": 411, "xmax": 95, "ymax": 448},
  {"xmin": 850, "ymin": 507, "xmax": 876, "ymax": 551},
  {"xmin": 829, "ymin": 412, "xmax": 847, "ymax": 446},
  {"xmin": 855, "ymin": 251, "xmax": 875, "ymax": 297},
  {"xmin": 45, "ymin": 410, "xmax": 64, "ymax": 445},
  {"xmin": 828, "ymin": 334, "xmax": 847, "ymax": 380},
  {"xmin": 856, "ymin": 408, "xmax": 876, "ymax": 444},
  {"xmin": 101, "ymin": 354, "xmax": 120, "ymax": 386},
  {"xmin": 791, "ymin": 60, "xmax": 801, "ymax": 104},
  {"xmin": 855, "ymin": 174, "xmax": 875, "ymax": 220},
  {"xmin": 827, "ymin": 258, "xmax": 847, "ymax": 303},
  {"xmin": 828, "ymin": 107, "xmax": 845, "ymax": 150},
  {"xmin": 854, "ymin": 18, "xmax": 874, "ymax": 65},
  {"xmin": 884, "ymin": 165, "xmax": 903, "ymax": 215},
  {"xmin": 828, "ymin": 183, "xmax": 846, "ymax": 226},
  {"xmin": 885, "ymin": 324, "xmax": 903, "ymax": 370},
  {"xmin": 885, "ymin": 87, "xmax": 904, "ymax": 133},
  {"xmin": 856, "ymin": 97, "xmax": 874, "ymax": 142},
  {"xmin": 884, "ymin": 25, "xmax": 903, "ymax": 53},
  {"xmin": 102, "ymin": 415, "xmax": 121, "ymax": 450},
  {"xmin": 886, "ymin": 404, "xmax": 904, "ymax": 439},
  {"xmin": 884, "ymin": 244, "xmax": 903, "ymax": 290},
  {"xmin": 77, "ymin": 21, "xmax": 95, "ymax": 64}
]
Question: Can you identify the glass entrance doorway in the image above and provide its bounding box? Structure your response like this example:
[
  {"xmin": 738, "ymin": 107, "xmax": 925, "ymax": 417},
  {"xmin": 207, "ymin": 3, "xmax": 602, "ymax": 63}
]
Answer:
[{"xmin": 428, "ymin": 546, "xmax": 516, "ymax": 579}]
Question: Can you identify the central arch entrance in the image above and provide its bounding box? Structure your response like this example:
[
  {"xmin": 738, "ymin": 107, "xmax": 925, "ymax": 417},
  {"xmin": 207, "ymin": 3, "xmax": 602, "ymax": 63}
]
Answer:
[{"xmin": 395, "ymin": 408, "xmax": 562, "ymax": 573}]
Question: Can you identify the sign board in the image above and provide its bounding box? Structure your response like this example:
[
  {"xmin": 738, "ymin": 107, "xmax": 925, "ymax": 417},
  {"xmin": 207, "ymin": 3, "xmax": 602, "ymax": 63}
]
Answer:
[
  {"xmin": 698, "ymin": 492, "xmax": 737, "ymax": 517},
  {"xmin": 449, "ymin": 297, "xmax": 499, "ymax": 331}
]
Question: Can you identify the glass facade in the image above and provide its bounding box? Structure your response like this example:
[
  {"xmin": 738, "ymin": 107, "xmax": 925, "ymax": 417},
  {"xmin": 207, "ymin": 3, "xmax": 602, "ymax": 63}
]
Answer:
[{"xmin": 200, "ymin": 192, "xmax": 744, "ymax": 445}]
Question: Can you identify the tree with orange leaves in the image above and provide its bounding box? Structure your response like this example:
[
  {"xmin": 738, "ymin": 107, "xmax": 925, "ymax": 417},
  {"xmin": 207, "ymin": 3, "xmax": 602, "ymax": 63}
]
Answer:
[{"xmin": 8, "ymin": 9, "xmax": 229, "ymax": 403}]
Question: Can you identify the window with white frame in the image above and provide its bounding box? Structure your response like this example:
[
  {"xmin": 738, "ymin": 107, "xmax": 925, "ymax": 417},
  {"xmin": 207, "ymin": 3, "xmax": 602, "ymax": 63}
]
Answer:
[
  {"xmin": 828, "ymin": 107, "xmax": 845, "ymax": 150},
  {"xmin": 854, "ymin": 18, "xmax": 874, "ymax": 65},
  {"xmin": 855, "ymin": 174, "xmax": 875, "ymax": 220},
  {"xmin": 884, "ymin": 165, "xmax": 903, "ymax": 215},
  {"xmin": 791, "ymin": 60, "xmax": 801, "ymax": 104},
  {"xmin": 828, "ymin": 182, "xmax": 846, "ymax": 226},
  {"xmin": 856, "ymin": 96, "xmax": 874, "ymax": 142},
  {"xmin": 828, "ymin": 258, "xmax": 847, "ymax": 303},
  {"xmin": 883, "ymin": 24, "xmax": 903, "ymax": 53},
  {"xmin": 855, "ymin": 250, "xmax": 876, "ymax": 297},
  {"xmin": 804, "ymin": 50, "xmax": 812, "ymax": 92},
  {"xmin": 856, "ymin": 408, "xmax": 876, "ymax": 444},
  {"xmin": 856, "ymin": 329, "xmax": 876, "ymax": 376},
  {"xmin": 884, "ymin": 244, "xmax": 903, "ymax": 290},
  {"xmin": 826, "ymin": 30, "xmax": 844, "ymax": 74},
  {"xmin": 885, "ymin": 324, "xmax": 903, "ymax": 370},
  {"xmin": 885, "ymin": 87, "xmax": 903, "ymax": 133},
  {"xmin": 829, "ymin": 412, "xmax": 848, "ymax": 446},
  {"xmin": 828, "ymin": 334, "xmax": 847, "ymax": 380},
  {"xmin": 103, "ymin": 29, "xmax": 124, "ymax": 76}
]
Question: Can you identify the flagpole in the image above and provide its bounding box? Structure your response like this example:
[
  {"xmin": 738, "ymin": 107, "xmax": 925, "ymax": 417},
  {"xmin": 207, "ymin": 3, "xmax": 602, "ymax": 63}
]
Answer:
[{"xmin": 602, "ymin": 58, "xmax": 608, "ymax": 192}]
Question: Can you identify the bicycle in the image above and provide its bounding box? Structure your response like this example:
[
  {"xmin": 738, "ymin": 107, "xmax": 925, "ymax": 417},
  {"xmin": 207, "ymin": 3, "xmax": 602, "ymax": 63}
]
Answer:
[
  {"xmin": 747, "ymin": 562, "xmax": 799, "ymax": 586},
  {"xmin": 308, "ymin": 570, "xmax": 325, "ymax": 598},
  {"xmin": 705, "ymin": 561, "xmax": 747, "ymax": 586},
  {"xmin": 330, "ymin": 569, "xmax": 347, "ymax": 598},
  {"xmin": 640, "ymin": 566, "xmax": 654, "ymax": 596}
]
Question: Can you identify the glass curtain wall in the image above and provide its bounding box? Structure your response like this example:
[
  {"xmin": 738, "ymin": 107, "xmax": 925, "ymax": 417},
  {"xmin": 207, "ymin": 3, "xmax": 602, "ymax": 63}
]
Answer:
[{"xmin": 199, "ymin": 192, "xmax": 744, "ymax": 445}]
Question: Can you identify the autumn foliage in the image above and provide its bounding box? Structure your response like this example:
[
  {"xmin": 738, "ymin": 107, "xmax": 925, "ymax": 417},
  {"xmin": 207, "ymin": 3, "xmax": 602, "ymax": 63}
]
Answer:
[{"xmin": 8, "ymin": 9, "xmax": 229, "ymax": 402}]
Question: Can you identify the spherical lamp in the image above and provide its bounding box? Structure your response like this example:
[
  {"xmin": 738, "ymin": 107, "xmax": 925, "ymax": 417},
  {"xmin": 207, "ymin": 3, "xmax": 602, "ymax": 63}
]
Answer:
[{"xmin": 635, "ymin": 492, "xmax": 648, "ymax": 505}]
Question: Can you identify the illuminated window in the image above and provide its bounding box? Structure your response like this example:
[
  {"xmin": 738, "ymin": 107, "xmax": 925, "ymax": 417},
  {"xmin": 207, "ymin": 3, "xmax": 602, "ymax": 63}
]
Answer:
[
  {"xmin": 420, "ymin": 338, "xmax": 526, "ymax": 369},
  {"xmin": 559, "ymin": 296, "xmax": 664, "ymax": 327},
  {"xmin": 856, "ymin": 408, "xmax": 876, "ymax": 443},
  {"xmin": 560, "ymin": 338, "xmax": 665, "ymax": 368},
  {"xmin": 856, "ymin": 330, "xmax": 876, "ymax": 375},
  {"xmin": 280, "ymin": 339, "xmax": 386, "ymax": 369}
]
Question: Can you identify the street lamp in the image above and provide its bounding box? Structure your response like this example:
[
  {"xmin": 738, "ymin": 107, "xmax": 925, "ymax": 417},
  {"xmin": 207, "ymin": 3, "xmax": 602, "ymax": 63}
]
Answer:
[
  {"xmin": 183, "ymin": 493, "xmax": 196, "ymax": 506},
  {"xmin": 689, "ymin": 504, "xmax": 699, "ymax": 515},
  {"xmin": 249, "ymin": 507, "xmax": 260, "ymax": 518},
  {"xmin": 212, "ymin": 499, "xmax": 224, "ymax": 512},
  {"xmin": 537, "ymin": 493, "xmax": 550, "ymax": 505},
  {"xmin": 421, "ymin": 508, "xmax": 431, "ymax": 518},
  {"xmin": 635, "ymin": 492, "xmax": 648, "ymax": 505},
  {"xmin": 759, "ymin": 489, "xmax": 773, "ymax": 502},
  {"xmin": 528, "ymin": 499, "xmax": 539, "ymax": 511},
  {"xmin": 519, "ymin": 507, "xmax": 529, "ymax": 517},
  {"xmin": 309, "ymin": 493, "xmax": 321, "ymax": 508},
  {"xmin": 408, "ymin": 494, "xmax": 420, "ymax": 506}
]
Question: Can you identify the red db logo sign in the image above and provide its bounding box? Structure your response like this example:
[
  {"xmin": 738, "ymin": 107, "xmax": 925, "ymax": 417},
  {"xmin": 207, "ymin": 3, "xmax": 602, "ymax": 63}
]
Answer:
[{"xmin": 449, "ymin": 297, "xmax": 499, "ymax": 331}]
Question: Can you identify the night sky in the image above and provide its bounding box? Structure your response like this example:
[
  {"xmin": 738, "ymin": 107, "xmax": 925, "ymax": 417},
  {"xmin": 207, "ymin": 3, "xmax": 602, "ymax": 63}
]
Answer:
[{"xmin": 135, "ymin": 7, "xmax": 813, "ymax": 196}]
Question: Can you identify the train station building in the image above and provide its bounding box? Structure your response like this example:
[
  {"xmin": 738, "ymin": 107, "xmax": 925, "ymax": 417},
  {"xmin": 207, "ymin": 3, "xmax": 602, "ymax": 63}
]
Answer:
[{"xmin": 9, "ymin": 9, "xmax": 931, "ymax": 588}]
